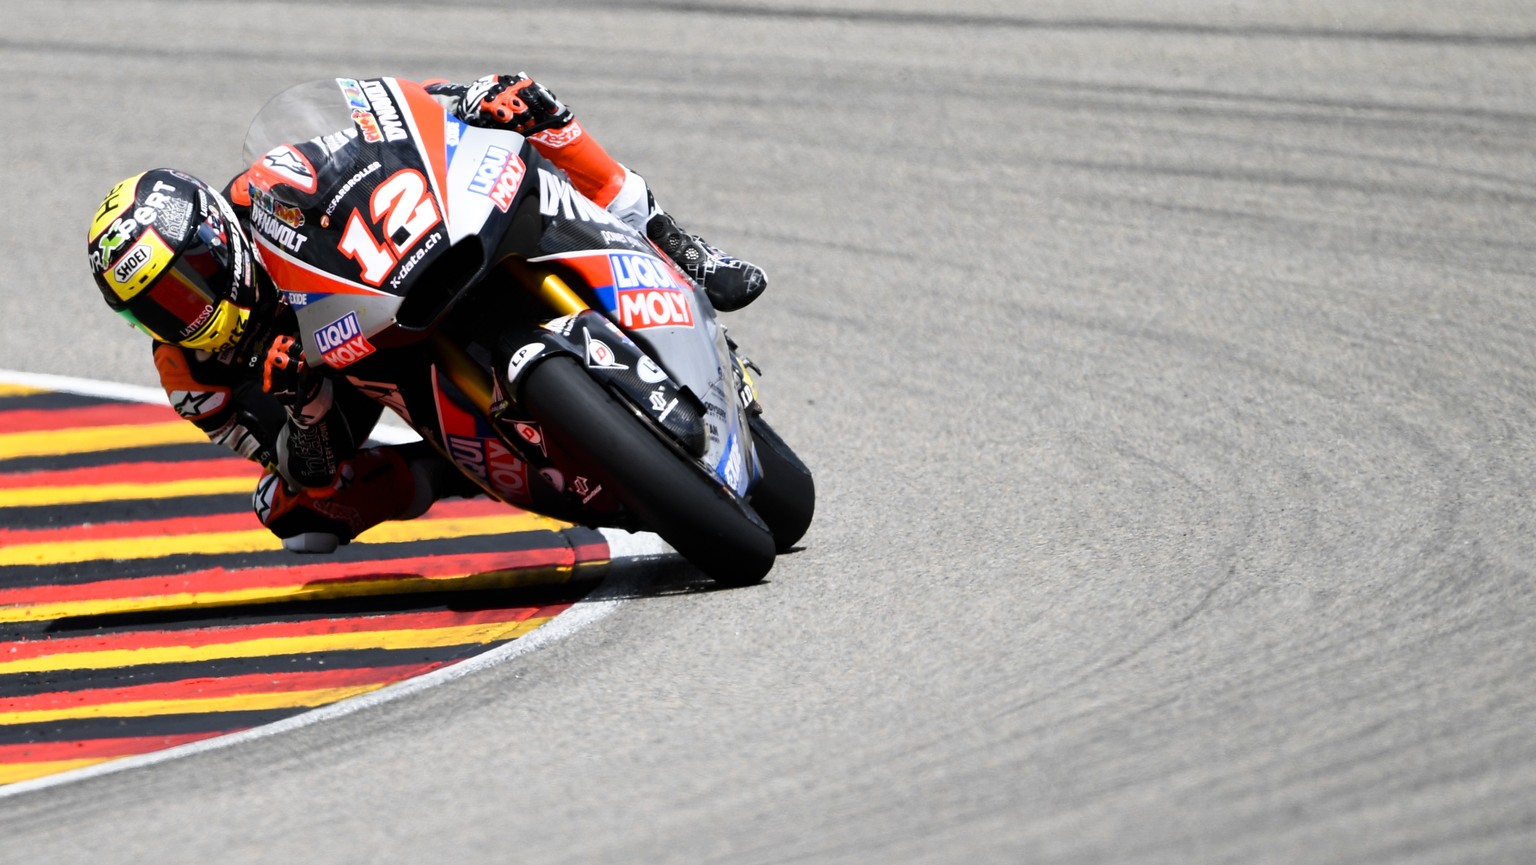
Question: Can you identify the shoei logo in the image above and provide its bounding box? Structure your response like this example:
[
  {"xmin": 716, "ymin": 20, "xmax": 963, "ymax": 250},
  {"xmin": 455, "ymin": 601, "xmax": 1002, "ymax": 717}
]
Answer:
[
  {"xmin": 110, "ymin": 243, "xmax": 152, "ymax": 285},
  {"xmin": 104, "ymin": 231, "xmax": 175, "ymax": 300},
  {"xmin": 313, "ymin": 311, "xmax": 376, "ymax": 369},
  {"xmin": 467, "ymin": 145, "xmax": 526, "ymax": 212}
]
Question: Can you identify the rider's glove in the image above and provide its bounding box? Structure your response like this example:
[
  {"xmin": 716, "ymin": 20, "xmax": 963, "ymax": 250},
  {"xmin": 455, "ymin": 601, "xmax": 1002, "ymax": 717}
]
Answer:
[
  {"xmin": 261, "ymin": 334, "xmax": 332, "ymax": 426},
  {"xmin": 262, "ymin": 334, "xmax": 309, "ymax": 404},
  {"xmin": 458, "ymin": 73, "xmax": 572, "ymax": 135}
]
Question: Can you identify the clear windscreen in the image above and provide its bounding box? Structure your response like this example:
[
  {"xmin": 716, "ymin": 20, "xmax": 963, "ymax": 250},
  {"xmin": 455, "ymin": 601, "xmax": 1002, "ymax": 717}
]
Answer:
[{"xmin": 241, "ymin": 79, "xmax": 358, "ymax": 168}]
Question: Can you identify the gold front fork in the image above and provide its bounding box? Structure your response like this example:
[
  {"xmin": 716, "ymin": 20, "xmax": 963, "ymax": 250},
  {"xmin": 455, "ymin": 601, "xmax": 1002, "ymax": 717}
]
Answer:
[
  {"xmin": 502, "ymin": 258, "xmax": 589, "ymax": 317},
  {"xmin": 427, "ymin": 259, "xmax": 592, "ymax": 414},
  {"xmin": 427, "ymin": 332, "xmax": 495, "ymax": 414}
]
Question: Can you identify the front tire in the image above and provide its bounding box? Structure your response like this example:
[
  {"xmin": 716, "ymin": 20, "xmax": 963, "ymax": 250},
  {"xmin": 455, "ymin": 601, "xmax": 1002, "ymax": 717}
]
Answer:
[
  {"xmin": 747, "ymin": 415, "xmax": 815, "ymax": 552},
  {"xmin": 519, "ymin": 356, "xmax": 777, "ymax": 585}
]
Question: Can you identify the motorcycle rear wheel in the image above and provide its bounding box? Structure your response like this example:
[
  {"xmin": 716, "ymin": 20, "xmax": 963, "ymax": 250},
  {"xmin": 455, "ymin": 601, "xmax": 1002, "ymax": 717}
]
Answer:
[{"xmin": 518, "ymin": 356, "xmax": 777, "ymax": 586}]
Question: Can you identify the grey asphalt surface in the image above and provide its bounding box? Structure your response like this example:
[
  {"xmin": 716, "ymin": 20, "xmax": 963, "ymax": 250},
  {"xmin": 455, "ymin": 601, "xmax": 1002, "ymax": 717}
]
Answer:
[{"xmin": 4, "ymin": 1, "xmax": 1536, "ymax": 862}]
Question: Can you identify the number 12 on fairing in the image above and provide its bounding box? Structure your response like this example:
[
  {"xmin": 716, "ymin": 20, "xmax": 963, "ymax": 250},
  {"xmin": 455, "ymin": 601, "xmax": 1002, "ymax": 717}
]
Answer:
[{"xmin": 337, "ymin": 168, "xmax": 441, "ymax": 285}]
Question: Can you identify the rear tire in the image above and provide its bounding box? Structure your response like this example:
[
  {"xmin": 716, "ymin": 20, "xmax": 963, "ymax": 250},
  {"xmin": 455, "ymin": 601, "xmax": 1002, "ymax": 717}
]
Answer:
[
  {"xmin": 519, "ymin": 356, "xmax": 776, "ymax": 585},
  {"xmin": 747, "ymin": 415, "xmax": 815, "ymax": 552}
]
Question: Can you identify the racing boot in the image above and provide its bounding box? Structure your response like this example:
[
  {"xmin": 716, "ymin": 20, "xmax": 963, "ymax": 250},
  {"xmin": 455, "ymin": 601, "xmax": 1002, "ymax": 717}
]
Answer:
[
  {"xmin": 645, "ymin": 210, "xmax": 767, "ymax": 312},
  {"xmin": 253, "ymin": 446, "xmax": 438, "ymax": 553}
]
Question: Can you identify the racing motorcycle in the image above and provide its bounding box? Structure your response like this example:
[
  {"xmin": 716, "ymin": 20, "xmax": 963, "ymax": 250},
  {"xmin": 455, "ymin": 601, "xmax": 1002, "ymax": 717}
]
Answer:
[{"xmin": 240, "ymin": 77, "xmax": 813, "ymax": 585}]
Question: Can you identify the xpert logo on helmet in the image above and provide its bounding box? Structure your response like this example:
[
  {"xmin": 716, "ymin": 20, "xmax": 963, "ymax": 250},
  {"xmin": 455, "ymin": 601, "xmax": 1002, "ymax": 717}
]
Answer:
[
  {"xmin": 88, "ymin": 173, "xmax": 195, "ymax": 278},
  {"xmin": 88, "ymin": 173, "xmax": 179, "ymax": 304},
  {"xmin": 313, "ymin": 311, "xmax": 376, "ymax": 368},
  {"xmin": 88, "ymin": 173, "xmax": 144, "ymax": 245}
]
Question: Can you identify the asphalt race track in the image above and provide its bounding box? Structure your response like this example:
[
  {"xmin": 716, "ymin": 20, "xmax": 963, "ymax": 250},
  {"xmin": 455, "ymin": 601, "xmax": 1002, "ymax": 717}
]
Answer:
[{"xmin": 4, "ymin": 1, "xmax": 1536, "ymax": 862}]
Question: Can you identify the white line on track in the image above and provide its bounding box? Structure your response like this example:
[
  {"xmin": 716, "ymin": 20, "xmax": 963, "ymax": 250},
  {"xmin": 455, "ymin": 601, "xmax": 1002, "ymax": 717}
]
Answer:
[
  {"xmin": 0, "ymin": 368, "xmax": 673, "ymax": 799},
  {"xmin": 0, "ymin": 369, "xmax": 168, "ymax": 405},
  {"xmin": 0, "ymin": 367, "xmax": 422, "ymax": 444}
]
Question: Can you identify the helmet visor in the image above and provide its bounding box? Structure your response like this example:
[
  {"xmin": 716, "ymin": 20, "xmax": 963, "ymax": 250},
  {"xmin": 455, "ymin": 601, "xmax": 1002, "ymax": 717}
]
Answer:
[{"xmin": 120, "ymin": 222, "xmax": 245, "ymax": 348}]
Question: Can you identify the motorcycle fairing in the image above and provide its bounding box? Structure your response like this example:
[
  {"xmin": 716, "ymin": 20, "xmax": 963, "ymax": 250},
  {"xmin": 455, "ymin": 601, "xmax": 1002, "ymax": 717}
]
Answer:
[
  {"xmin": 429, "ymin": 366, "xmax": 534, "ymax": 505},
  {"xmin": 521, "ymin": 249, "xmax": 757, "ymax": 495},
  {"xmin": 537, "ymin": 249, "xmax": 698, "ymax": 332},
  {"xmin": 530, "ymin": 249, "xmax": 720, "ymax": 392},
  {"xmin": 244, "ymin": 78, "xmax": 540, "ymax": 368},
  {"xmin": 717, "ymin": 429, "xmax": 748, "ymax": 495},
  {"xmin": 444, "ymin": 124, "xmax": 532, "ymax": 243},
  {"xmin": 493, "ymin": 309, "xmax": 708, "ymax": 459}
]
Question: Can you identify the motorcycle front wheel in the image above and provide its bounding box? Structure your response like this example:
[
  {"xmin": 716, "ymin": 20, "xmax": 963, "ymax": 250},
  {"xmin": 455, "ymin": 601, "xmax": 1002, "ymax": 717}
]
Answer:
[
  {"xmin": 518, "ymin": 356, "xmax": 777, "ymax": 586},
  {"xmin": 746, "ymin": 414, "xmax": 815, "ymax": 552}
]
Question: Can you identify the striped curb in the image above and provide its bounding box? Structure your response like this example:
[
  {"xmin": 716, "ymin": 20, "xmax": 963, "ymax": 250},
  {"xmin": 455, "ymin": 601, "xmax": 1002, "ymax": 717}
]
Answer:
[{"xmin": 0, "ymin": 371, "xmax": 663, "ymax": 789}]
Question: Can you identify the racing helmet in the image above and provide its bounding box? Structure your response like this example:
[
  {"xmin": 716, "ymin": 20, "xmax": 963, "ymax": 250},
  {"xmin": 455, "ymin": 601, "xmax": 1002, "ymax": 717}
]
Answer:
[{"xmin": 87, "ymin": 169, "xmax": 258, "ymax": 351}]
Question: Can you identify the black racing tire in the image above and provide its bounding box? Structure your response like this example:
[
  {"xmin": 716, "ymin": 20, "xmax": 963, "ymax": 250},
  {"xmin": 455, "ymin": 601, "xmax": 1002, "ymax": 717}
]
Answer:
[
  {"xmin": 747, "ymin": 414, "xmax": 815, "ymax": 552},
  {"xmin": 519, "ymin": 356, "xmax": 776, "ymax": 585}
]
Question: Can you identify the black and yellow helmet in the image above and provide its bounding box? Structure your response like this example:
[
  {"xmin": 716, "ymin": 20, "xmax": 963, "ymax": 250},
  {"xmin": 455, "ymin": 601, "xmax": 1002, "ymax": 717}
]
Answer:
[{"xmin": 87, "ymin": 169, "xmax": 257, "ymax": 351}]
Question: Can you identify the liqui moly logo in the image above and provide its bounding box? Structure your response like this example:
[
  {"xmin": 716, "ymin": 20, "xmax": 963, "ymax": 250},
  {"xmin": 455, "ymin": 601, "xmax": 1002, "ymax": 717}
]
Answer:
[
  {"xmin": 608, "ymin": 253, "xmax": 694, "ymax": 330},
  {"xmin": 313, "ymin": 311, "xmax": 376, "ymax": 368},
  {"xmin": 610, "ymin": 252, "xmax": 685, "ymax": 291},
  {"xmin": 616, "ymin": 288, "xmax": 694, "ymax": 330},
  {"xmin": 446, "ymin": 435, "xmax": 529, "ymax": 502},
  {"xmin": 467, "ymin": 145, "xmax": 526, "ymax": 212}
]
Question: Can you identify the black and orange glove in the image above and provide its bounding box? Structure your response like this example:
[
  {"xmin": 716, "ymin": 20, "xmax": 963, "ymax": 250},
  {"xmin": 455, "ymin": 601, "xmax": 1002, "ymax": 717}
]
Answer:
[
  {"xmin": 262, "ymin": 334, "xmax": 317, "ymax": 407},
  {"xmin": 459, "ymin": 73, "xmax": 572, "ymax": 135}
]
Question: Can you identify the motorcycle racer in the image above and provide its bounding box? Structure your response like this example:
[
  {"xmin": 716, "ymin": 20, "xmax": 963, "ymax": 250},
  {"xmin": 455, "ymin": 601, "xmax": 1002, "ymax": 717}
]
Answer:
[{"xmin": 85, "ymin": 73, "xmax": 769, "ymax": 553}]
